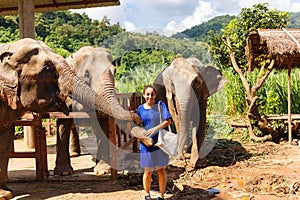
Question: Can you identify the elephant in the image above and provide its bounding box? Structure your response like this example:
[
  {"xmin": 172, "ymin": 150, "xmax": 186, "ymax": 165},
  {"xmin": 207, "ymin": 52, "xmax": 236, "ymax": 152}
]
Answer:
[
  {"xmin": 0, "ymin": 39, "xmax": 150, "ymax": 199},
  {"xmin": 0, "ymin": 39, "xmax": 69, "ymax": 199},
  {"xmin": 154, "ymin": 57, "xmax": 226, "ymax": 168},
  {"xmin": 54, "ymin": 46, "xmax": 146, "ymax": 175}
]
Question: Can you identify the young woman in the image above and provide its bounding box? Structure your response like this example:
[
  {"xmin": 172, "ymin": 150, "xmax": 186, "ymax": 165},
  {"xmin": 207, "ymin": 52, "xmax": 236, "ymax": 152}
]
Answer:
[{"xmin": 137, "ymin": 85, "xmax": 172, "ymax": 200}]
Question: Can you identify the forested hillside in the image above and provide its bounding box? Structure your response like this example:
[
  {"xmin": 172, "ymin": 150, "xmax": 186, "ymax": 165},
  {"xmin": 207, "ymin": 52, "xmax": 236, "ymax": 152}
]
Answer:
[
  {"xmin": 178, "ymin": 11, "xmax": 300, "ymax": 42},
  {"xmin": 173, "ymin": 15, "xmax": 235, "ymax": 42},
  {"xmin": 289, "ymin": 12, "xmax": 300, "ymax": 28}
]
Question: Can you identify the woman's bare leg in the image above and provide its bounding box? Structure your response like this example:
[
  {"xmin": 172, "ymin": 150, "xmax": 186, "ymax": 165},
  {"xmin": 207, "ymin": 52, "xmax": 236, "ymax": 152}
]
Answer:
[
  {"xmin": 143, "ymin": 167, "xmax": 153, "ymax": 196},
  {"xmin": 157, "ymin": 166, "xmax": 167, "ymax": 198}
]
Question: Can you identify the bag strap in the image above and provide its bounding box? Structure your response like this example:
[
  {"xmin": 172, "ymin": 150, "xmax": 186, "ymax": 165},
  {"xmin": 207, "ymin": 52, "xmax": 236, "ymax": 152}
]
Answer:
[
  {"xmin": 158, "ymin": 101, "xmax": 171, "ymax": 131},
  {"xmin": 158, "ymin": 101, "xmax": 163, "ymax": 123}
]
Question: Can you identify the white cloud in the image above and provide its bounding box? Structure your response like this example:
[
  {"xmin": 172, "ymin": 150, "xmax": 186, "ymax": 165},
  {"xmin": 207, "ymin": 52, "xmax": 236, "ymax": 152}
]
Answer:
[
  {"xmin": 238, "ymin": 0, "xmax": 293, "ymax": 12},
  {"xmin": 163, "ymin": 1, "xmax": 220, "ymax": 36},
  {"xmin": 124, "ymin": 21, "xmax": 137, "ymax": 32},
  {"xmin": 71, "ymin": 5, "xmax": 123, "ymax": 24},
  {"xmin": 291, "ymin": 3, "xmax": 300, "ymax": 12},
  {"xmin": 182, "ymin": 1, "xmax": 219, "ymax": 28},
  {"xmin": 73, "ymin": 0, "xmax": 300, "ymax": 37},
  {"xmin": 163, "ymin": 21, "xmax": 183, "ymax": 36}
]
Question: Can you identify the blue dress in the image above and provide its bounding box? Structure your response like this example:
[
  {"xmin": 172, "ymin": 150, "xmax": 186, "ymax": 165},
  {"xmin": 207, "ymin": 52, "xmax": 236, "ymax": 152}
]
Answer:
[{"xmin": 137, "ymin": 101, "xmax": 172, "ymax": 168}]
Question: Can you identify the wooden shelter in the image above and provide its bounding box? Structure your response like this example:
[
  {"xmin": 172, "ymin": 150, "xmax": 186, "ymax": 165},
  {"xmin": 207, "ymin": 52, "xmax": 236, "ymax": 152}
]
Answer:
[
  {"xmin": 246, "ymin": 28, "xmax": 300, "ymax": 144},
  {"xmin": 246, "ymin": 28, "xmax": 300, "ymax": 70}
]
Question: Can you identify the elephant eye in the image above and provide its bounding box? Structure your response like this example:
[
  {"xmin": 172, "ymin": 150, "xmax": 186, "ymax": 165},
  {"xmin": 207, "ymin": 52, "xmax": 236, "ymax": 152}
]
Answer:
[
  {"xmin": 44, "ymin": 63, "xmax": 50, "ymax": 70},
  {"xmin": 40, "ymin": 61, "xmax": 57, "ymax": 80},
  {"xmin": 43, "ymin": 61, "xmax": 55, "ymax": 72}
]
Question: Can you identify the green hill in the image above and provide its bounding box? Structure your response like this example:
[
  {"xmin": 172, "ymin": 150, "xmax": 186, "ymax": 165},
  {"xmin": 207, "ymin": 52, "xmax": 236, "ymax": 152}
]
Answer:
[
  {"xmin": 173, "ymin": 15, "xmax": 235, "ymax": 42},
  {"xmin": 288, "ymin": 12, "xmax": 300, "ymax": 28},
  {"xmin": 176, "ymin": 11, "xmax": 300, "ymax": 43}
]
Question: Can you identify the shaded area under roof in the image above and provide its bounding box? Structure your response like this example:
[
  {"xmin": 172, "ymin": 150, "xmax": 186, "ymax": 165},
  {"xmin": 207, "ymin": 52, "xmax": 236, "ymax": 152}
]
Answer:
[
  {"xmin": 246, "ymin": 28, "xmax": 300, "ymax": 70},
  {"xmin": 0, "ymin": 0, "xmax": 120, "ymax": 15}
]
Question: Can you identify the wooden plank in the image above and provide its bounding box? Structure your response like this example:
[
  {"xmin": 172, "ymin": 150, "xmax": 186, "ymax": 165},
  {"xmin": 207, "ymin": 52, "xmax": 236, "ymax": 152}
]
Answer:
[
  {"xmin": 48, "ymin": 112, "xmax": 91, "ymax": 119},
  {"xmin": 119, "ymin": 138, "xmax": 137, "ymax": 151},
  {"xmin": 9, "ymin": 152, "xmax": 36, "ymax": 158},
  {"xmin": 266, "ymin": 114, "xmax": 300, "ymax": 120}
]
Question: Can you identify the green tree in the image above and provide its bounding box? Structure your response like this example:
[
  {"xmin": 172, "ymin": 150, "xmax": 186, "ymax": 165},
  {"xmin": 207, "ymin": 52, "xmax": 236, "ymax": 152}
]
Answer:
[
  {"xmin": 100, "ymin": 32, "xmax": 212, "ymax": 80},
  {"xmin": 38, "ymin": 11, "xmax": 124, "ymax": 55},
  {"xmin": 0, "ymin": 15, "xmax": 19, "ymax": 43},
  {"xmin": 209, "ymin": 3, "xmax": 290, "ymax": 141}
]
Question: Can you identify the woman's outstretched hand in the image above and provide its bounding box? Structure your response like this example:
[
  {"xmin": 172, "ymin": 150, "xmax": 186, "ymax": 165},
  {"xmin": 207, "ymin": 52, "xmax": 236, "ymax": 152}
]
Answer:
[{"xmin": 144, "ymin": 127, "xmax": 157, "ymax": 137}]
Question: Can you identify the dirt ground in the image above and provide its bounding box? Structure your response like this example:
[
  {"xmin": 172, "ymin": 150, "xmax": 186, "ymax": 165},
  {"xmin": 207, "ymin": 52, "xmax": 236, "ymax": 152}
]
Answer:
[{"xmin": 7, "ymin": 134, "xmax": 300, "ymax": 200}]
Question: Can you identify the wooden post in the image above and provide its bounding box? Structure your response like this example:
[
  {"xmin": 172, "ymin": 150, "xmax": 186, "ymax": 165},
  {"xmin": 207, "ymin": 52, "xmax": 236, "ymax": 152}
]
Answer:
[
  {"xmin": 288, "ymin": 65, "xmax": 292, "ymax": 145},
  {"xmin": 18, "ymin": 0, "xmax": 35, "ymax": 39},
  {"xmin": 108, "ymin": 116, "xmax": 117, "ymax": 180},
  {"xmin": 18, "ymin": 0, "xmax": 37, "ymax": 149}
]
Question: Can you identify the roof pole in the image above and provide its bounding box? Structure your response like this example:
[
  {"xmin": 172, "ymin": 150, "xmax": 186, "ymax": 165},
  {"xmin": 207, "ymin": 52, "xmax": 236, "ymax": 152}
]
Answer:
[
  {"xmin": 18, "ymin": 0, "xmax": 35, "ymax": 39},
  {"xmin": 287, "ymin": 64, "xmax": 292, "ymax": 145},
  {"xmin": 282, "ymin": 28, "xmax": 300, "ymax": 145}
]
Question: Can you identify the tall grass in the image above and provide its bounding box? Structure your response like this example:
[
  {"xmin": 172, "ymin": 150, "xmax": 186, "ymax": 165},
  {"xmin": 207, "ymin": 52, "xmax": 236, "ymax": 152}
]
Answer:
[
  {"xmin": 222, "ymin": 68, "xmax": 300, "ymax": 116},
  {"xmin": 221, "ymin": 68, "xmax": 247, "ymax": 115},
  {"xmin": 115, "ymin": 63, "xmax": 168, "ymax": 93},
  {"xmin": 257, "ymin": 68, "xmax": 300, "ymax": 114}
]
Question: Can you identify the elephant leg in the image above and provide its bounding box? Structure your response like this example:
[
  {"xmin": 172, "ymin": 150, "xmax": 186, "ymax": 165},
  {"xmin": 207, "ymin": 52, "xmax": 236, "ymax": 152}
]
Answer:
[
  {"xmin": 54, "ymin": 119, "xmax": 74, "ymax": 176},
  {"xmin": 69, "ymin": 126, "xmax": 80, "ymax": 158},
  {"xmin": 0, "ymin": 126, "xmax": 14, "ymax": 200},
  {"xmin": 93, "ymin": 116, "xmax": 111, "ymax": 175}
]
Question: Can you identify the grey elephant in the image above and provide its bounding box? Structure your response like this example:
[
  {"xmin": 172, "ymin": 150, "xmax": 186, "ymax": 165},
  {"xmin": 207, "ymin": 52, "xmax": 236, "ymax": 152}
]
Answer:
[
  {"xmin": 0, "ymin": 39, "xmax": 150, "ymax": 200},
  {"xmin": 0, "ymin": 39, "xmax": 69, "ymax": 199},
  {"xmin": 154, "ymin": 57, "xmax": 226, "ymax": 168},
  {"xmin": 54, "ymin": 46, "xmax": 148, "ymax": 175}
]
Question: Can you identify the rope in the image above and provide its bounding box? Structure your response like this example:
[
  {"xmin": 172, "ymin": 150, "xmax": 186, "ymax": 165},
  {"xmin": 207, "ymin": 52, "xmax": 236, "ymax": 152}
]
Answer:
[{"xmin": 282, "ymin": 27, "xmax": 300, "ymax": 48}]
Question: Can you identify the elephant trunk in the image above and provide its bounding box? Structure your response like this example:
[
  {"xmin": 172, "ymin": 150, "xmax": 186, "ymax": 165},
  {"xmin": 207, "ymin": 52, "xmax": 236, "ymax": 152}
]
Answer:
[
  {"xmin": 58, "ymin": 61, "xmax": 141, "ymax": 131},
  {"xmin": 57, "ymin": 61, "xmax": 109, "ymax": 114},
  {"xmin": 176, "ymin": 100, "xmax": 194, "ymax": 158},
  {"xmin": 95, "ymin": 72, "xmax": 133, "ymax": 121},
  {"xmin": 177, "ymin": 115, "xmax": 191, "ymax": 158}
]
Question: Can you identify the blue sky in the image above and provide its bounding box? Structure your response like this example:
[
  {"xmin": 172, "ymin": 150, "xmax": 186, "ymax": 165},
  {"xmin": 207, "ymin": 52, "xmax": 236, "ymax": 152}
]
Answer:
[{"xmin": 73, "ymin": 0, "xmax": 300, "ymax": 36}]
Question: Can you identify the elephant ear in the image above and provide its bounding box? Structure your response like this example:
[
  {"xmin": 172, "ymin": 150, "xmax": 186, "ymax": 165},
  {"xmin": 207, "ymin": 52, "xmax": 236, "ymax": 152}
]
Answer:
[
  {"xmin": 187, "ymin": 57, "xmax": 227, "ymax": 96},
  {"xmin": 154, "ymin": 66, "xmax": 174, "ymax": 101},
  {"xmin": 163, "ymin": 67, "xmax": 175, "ymax": 101},
  {"xmin": 0, "ymin": 52, "xmax": 18, "ymax": 109},
  {"xmin": 203, "ymin": 65, "xmax": 227, "ymax": 95},
  {"xmin": 196, "ymin": 65, "xmax": 227, "ymax": 96}
]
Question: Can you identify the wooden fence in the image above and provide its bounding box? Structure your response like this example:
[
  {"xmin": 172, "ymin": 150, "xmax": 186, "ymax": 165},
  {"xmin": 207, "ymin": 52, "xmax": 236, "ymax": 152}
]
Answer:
[{"xmin": 10, "ymin": 92, "xmax": 143, "ymax": 180}]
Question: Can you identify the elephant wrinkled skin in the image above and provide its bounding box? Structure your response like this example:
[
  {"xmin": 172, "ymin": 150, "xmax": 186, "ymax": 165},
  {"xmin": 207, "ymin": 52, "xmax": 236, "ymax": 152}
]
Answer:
[
  {"xmin": 154, "ymin": 57, "xmax": 226, "ymax": 168},
  {"xmin": 54, "ymin": 46, "xmax": 152, "ymax": 176}
]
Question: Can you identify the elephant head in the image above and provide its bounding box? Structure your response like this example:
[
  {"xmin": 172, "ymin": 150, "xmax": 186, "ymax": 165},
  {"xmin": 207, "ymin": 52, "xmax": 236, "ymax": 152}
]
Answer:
[
  {"xmin": 65, "ymin": 46, "xmax": 144, "ymax": 125},
  {"xmin": 154, "ymin": 57, "xmax": 226, "ymax": 167},
  {"xmin": 0, "ymin": 38, "xmax": 69, "ymax": 115}
]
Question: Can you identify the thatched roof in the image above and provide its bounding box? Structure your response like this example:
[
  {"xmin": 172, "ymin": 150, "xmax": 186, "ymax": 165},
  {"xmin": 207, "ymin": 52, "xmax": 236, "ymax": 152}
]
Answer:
[
  {"xmin": 0, "ymin": 0, "xmax": 120, "ymax": 15},
  {"xmin": 246, "ymin": 28, "xmax": 300, "ymax": 70}
]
